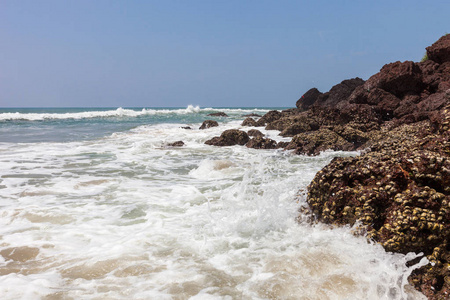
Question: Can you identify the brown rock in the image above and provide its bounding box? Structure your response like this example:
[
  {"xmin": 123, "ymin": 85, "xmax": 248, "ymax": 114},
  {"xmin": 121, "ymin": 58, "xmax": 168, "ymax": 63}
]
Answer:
[
  {"xmin": 426, "ymin": 34, "xmax": 450, "ymax": 64},
  {"xmin": 255, "ymin": 110, "xmax": 282, "ymax": 126},
  {"xmin": 205, "ymin": 129, "xmax": 249, "ymax": 146},
  {"xmin": 242, "ymin": 113, "xmax": 262, "ymax": 117},
  {"xmin": 208, "ymin": 112, "xmax": 229, "ymax": 117},
  {"xmin": 246, "ymin": 136, "xmax": 278, "ymax": 149},
  {"xmin": 167, "ymin": 141, "xmax": 184, "ymax": 147},
  {"xmin": 247, "ymin": 129, "xmax": 263, "ymax": 137},
  {"xmin": 365, "ymin": 61, "xmax": 424, "ymax": 98},
  {"xmin": 241, "ymin": 117, "xmax": 257, "ymax": 127},
  {"xmin": 315, "ymin": 78, "xmax": 365, "ymax": 108},
  {"xmin": 285, "ymin": 128, "xmax": 354, "ymax": 155},
  {"xmin": 199, "ymin": 120, "xmax": 219, "ymax": 130},
  {"xmin": 305, "ymin": 121, "xmax": 450, "ymax": 299},
  {"xmin": 296, "ymin": 88, "xmax": 322, "ymax": 110}
]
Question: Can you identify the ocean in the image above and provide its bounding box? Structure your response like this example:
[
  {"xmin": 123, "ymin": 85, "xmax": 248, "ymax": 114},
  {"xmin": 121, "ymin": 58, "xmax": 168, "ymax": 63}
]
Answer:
[{"xmin": 0, "ymin": 107, "xmax": 428, "ymax": 300}]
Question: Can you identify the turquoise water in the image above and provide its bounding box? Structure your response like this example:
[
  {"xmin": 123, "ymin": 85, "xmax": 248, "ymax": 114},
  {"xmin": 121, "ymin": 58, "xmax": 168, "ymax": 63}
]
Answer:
[{"xmin": 0, "ymin": 106, "xmax": 279, "ymax": 143}]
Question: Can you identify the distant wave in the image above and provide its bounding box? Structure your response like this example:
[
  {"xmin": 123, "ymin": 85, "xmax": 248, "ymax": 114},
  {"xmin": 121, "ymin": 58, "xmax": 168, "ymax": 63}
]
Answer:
[
  {"xmin": 0, "ymin": 105, "xmax": 272, "ymax": 121},
  {"xmin": 0, "ymin": 106, "xmax": 203, "ymax": 121}
]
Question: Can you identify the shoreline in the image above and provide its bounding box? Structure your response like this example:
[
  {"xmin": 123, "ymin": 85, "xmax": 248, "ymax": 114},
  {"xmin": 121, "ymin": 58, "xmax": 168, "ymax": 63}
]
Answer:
[{"xmin": 207, "ymin": 34, "xmax": 450, "ymax": 299}]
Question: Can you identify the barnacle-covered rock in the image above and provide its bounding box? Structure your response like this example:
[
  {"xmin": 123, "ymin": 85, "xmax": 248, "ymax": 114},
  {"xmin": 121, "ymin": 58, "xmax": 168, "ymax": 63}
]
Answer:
[
  {"xmin": 306, "ymin": 121, "xmax": 450, "ymax": 299},
  {"xmin": 205, "ymin": 129, "xmax": 249, "ymax": 146},
  {"xmin": 285, "ymin": 128, "xmax": 354, "ymax": 155},
  {"xmin": 246, "ymin": 136, "xmax": 279, "ymax": 149}
]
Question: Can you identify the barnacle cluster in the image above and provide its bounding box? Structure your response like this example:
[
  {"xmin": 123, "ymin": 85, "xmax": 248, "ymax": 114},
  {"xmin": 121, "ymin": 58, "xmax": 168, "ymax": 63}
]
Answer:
[{"xmin": 306, "ymin": 120, "xmax": 450, "ymax": 298}]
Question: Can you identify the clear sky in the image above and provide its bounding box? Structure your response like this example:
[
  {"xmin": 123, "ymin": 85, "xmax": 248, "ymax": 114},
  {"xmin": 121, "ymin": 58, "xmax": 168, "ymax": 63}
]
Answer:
[{"xmin": 1, "ymin": 0, "xmax": 449, "ymax": 108}]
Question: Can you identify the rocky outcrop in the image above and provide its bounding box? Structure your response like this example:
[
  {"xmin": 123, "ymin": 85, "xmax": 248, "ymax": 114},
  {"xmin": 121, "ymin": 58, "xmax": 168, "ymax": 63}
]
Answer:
[
  {"xmin": 243, "ymin": 113, "xmax": 262, "ymax": 117},
  {"xmin": 205, "ymin": 129, "xmax": 249, "ymax": 146},
  {"xmin": 241, "ymin": 117, "xmax": 258, "ymax": 127},
  {"xmin": 306, "ymin": 121, "xmax": 450, "ymax": 299},
  {"xmin": 426, "ymin": 34, "xmax": 450, "ymax": 64},
  {"xmin": 208, "ymin": 112, "xmax": 229, "ymax": 117},
  {"xmin": 204, "ymin": 34, "xmax": 450, "ymax": 299},
  {"xmin": 199, "ymin": 120, "xmax": 219, "ymax": 130},
  {"xmin": 285, "ymin": 128, "xmax": 354, "ymax": 155},
  {"xmin": 247, "ymin": 129, "xmax": 263, "ymax": 137},
  {"xmin": 301, "ymin": 36, "xmax": 450, "ymax": 299},
  {"xmin": 255, "ymin": 110, "xmax": 282, "ymax": 126},
  {"xmin": 246, "ymin": 136, "xmax": 279, "ymax": 149},
  {"xmin": 296, "ymin": 88, "xmax": 322, "ymax": 110},
  {"xmin": 315, "ymin": 78, "xmax": 365, "ymax": 107}
]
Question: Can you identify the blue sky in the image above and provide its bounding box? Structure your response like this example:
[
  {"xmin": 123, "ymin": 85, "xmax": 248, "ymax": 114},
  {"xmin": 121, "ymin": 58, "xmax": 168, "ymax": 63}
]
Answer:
[{"xmin": 1, "ymin": 0, "xmax": 449, "ymax": 108}]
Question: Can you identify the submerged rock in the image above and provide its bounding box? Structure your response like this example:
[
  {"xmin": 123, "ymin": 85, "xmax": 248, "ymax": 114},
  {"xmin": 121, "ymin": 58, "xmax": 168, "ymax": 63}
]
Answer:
[
  {"xmin": 208, "ymin": 112, "xmax": 229, "ymax": 117},
  {"xmin": 167, "ymin": 141, "xmax": 184, "ymax": 147}
]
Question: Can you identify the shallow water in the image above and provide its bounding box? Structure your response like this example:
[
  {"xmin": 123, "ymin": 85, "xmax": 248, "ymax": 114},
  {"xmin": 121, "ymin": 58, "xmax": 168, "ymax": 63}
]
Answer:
[{"xmin": 0, "ymin": 107, "xmax": 428, "ymax": 299}]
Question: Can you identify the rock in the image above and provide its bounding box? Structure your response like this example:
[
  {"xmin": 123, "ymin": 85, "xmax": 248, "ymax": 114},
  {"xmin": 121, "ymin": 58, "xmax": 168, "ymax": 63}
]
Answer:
[
  {"xmin": 429, "ymin": 104, "xmax": 450, "ymax": 133},
  {"xmin": 306, "ymin": 121, "xmax": 450, "ymax": 299},
  {"xmin": 279, "ymin": 123, "xmax": 313, "ymax": 137},
  {"xmin": 365, "ymin": 61, "xmax": 424, "ymax": 98},
  {"xmin": 205, "ymin": 129, "xmax": 249, "ymax": 146},
  {"xmin": 332, "ymin": 124, "xmax": 370, "ymax": 149},
  {"xmin": 246, "ymin": 136, "xmax": 278, "ymax": 149},
  {"xmin": 181, "ymin": 126, "xmax": 192, "ymax": 130},
  {"xmin": 265, "ymin": 113, "xmax": 316, "ymax": 135},
  {"xmin": 167, "ymin": 141, "xmax": 184, "ymax": 147},
  {"xmin": 417, "ymin": 92, "xmax": 449, "ymax": 112},
  {"xmin": 281, "ymin": 108, "xmax": 302, "ymax": 115},
  {"xmin": 314, "ymin": 78, "xmax": 365, "ymax": 108},
  {"xmin": 296, "ymin": 88, "xmax": 322, "ymax": 110},
  {"xmin": 208, "ymin": 112, "xmax": 229, "ymax": 117},
  {"xmin": 199, "ymin": 120, "xmax": 219, "ymax": 130},
  {"xmin": 247, "ymin": 129, "xmax": 263, "ymax": 137},
  {"xmin": 285, "ymin": 128, "xmax": 354, "ymax": 155},
  {"xmin": 241, "ymin": 117, "xmax": 258, "ymax": 127},
  {"xmin": 426, "ymin": 34, "xmax": 450, "ymax": 64},
  {"xmin": 255, "ymin": 110, "xmax": 282, "ymax": 126},
  {"xmin": 348, "ymin": 87, "xmax": 401, "ymax": 121},
  {"xmin": 242, "ymin": 113, "xmax": 262, "ymax": 117}
]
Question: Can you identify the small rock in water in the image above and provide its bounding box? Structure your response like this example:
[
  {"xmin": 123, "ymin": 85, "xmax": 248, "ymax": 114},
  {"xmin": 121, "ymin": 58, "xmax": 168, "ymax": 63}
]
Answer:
[
  {"xmin": 167, "ymin": 141, "xmax": 184, "ymax": 147},
  {"xmin": 207, "ymin": 112, "xmax": 228, "ymax": 117},
  {"xmin": 199, "ymin": 120, "xmax": 219, "ymax": 130}
]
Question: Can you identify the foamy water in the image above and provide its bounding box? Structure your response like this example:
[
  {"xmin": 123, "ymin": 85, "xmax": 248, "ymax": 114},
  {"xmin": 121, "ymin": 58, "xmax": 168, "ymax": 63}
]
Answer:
[{"xmin": 0, "ymin": 108, "xmax": 428, "ymax": 299}]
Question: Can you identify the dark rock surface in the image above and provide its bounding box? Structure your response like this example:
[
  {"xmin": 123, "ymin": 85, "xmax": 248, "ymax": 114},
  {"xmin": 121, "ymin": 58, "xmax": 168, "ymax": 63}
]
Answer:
[
  {"xmin": 426, "ymin": 34, "xmax": 450, "ymax": 64},
  {"xmin": 199, "ymin": 120, "xmax": 219, "ymax": 130},
  {"xmin": 255, "ymin": 110, "xmax": 282, "ymax": 126},
  {"xmin": 296, "ymin": 88, "xmax": 322, "ymax": 110},
  {"xmin": 208, "ymin": 112, "xmax": 229, "ymax": 117},
  {"xmin": 242, "ymin": 113, "xmax": 262, "ymax": 117},
  {"xmin": 205, "ymin": 129, "xmax": 249, "ymax": 146},
  {"xmin": 167, "ymin": 141, "xmax": 185, "ymax": 147},
  {"xmin": 241, "ymin": 117, "xmax": 258, "ymax": 127},
  {"xmin": 247, "ymin": 129, "xmax": 263, "ymax": 137},
  {"xmin": 246, "ymin": 136, "xmax": 279, "ymax": 149}
]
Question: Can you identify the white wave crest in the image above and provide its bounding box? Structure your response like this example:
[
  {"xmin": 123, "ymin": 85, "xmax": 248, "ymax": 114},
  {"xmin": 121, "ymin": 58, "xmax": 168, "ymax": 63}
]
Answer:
[{"xmin": 0, "ymin": 106, "xmax": 203, "ymax": 121}]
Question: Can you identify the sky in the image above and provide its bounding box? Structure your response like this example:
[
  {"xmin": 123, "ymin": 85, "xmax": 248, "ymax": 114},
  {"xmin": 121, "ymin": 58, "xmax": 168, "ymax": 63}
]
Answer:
[{"xmin": 1, "ymin": 1, "xmax": 450, "ymax": 108}]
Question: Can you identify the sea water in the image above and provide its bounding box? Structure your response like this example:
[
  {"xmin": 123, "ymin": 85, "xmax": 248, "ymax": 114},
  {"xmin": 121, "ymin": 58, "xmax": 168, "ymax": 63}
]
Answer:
[{"xmin": 0, "ymin": 107, "xmax": 428, "ymax": 299}]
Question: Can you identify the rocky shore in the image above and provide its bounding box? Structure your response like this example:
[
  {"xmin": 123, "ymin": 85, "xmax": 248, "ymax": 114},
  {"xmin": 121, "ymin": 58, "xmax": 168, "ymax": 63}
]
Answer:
[{"xmin": 205, "ymin": 35, "xmax": 450, "ymax": 299}]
